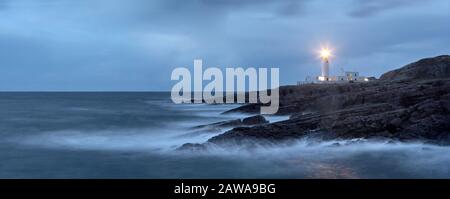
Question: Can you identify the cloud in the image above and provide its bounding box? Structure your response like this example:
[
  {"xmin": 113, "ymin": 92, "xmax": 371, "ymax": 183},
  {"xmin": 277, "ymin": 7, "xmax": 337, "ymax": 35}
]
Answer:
[
  {"xmin": 0, "ymin": 0, "xmax": 9, "ymax": 10},
  {"xmin": 0, "ymin": 0, "xmax": 448, "ymax": 90},
  {"xmin": 199, "ymin": 0, "xmax": 309, "ymax": 16},
  {"xmin": 348, "ymin": 0, "xmax": 423, "ymax": 18}
]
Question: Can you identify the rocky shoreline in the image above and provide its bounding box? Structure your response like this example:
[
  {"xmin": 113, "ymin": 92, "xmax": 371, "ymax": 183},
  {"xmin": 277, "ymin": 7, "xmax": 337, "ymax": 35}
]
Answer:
[{"xmin": 180, "ymin": 55, "xmax": 450, "ymax": 150}]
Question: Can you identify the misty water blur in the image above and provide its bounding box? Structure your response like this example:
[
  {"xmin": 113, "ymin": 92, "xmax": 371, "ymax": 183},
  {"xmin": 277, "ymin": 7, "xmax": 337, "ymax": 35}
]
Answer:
[{"xmin": 0, "ymin": 92, "xmax": 449, "ymax": 178}]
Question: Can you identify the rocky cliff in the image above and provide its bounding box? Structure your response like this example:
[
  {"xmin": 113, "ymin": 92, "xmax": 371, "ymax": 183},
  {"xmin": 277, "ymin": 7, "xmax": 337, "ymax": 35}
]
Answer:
[
  {"xmin": 380, "ymin": 55, "xmax": 450, "ymax": 81},
  {"xmin": 181, "ymin": 55, "xmax": 450, "ymax": 149}
]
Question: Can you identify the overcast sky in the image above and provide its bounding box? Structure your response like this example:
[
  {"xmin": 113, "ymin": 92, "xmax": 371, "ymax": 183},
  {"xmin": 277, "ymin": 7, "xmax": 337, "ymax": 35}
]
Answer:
[{"xmin": 0, "ymin": 0, "xmax": 449, "ymax": 91}]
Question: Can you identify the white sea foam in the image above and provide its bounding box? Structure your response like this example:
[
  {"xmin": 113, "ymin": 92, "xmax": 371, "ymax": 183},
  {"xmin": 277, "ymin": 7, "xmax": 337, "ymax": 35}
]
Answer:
[{"xmin": 10, "ymin": 126, "xmax": 450, "ymax": 178}]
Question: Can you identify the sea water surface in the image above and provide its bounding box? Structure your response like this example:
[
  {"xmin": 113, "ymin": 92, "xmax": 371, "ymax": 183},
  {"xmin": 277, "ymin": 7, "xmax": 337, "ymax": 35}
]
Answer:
[{"xmin": 0, "ymin": 92, "xmax": 449, "ymax": 179}]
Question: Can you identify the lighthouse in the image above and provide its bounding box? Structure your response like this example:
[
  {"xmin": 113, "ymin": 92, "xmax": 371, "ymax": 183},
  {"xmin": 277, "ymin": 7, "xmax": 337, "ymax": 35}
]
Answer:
[
  {"xmin": 322, "ymin": 56, "xmax": 330, "ymax": 78},
  {"xmin": 319, "ymin": 48, "xmax": 331, "ymax": 81},
  {"xmin": 298, "ymin": 46, "xmax": 371, "ymax": 85}
]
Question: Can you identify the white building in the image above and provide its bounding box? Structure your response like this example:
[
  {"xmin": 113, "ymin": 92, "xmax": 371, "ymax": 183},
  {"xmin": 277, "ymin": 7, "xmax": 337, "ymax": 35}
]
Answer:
[
  {"xmin": 299, "ymin": 61, "xmax": 370, "ymax": 85},
  {"xmin": 314, "ymin": 70, "xmax": 368, "ymax": 83}
]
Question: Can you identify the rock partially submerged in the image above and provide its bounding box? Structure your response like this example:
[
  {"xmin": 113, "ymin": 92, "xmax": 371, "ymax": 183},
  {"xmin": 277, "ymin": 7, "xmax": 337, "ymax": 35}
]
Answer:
[
  {"xmin": 179, "ymin": 115, "xmax": 269, "ymax": 150},
  {"xmin": 192, "ymin": 115, "xmax": 268, "ymax": 130},
  {"xmin": 192, "ymin": 119, "xmax": 243, "ymax": 130},
  {"xmin": 242, "ymin": 115, "xmax": 269, "ymax": 125},
  {"xmin": 177, "ymin": 143, "xmax": 207, "ymax": 151}
]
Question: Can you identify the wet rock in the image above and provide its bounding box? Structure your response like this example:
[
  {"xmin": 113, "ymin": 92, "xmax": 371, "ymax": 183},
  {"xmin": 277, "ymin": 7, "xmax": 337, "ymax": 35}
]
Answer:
[
  {"xmin": 192, "ymin": 115, "xmax": 269, "ymax": 131},
  {"xmin": 242, "ymin": 115, "xmax": 269, "ymax": 125},
  {"xmin": 177, "ymin": 143, "xmax": 207, "ymax": 151},
  {"xmin": 329, "ymin": 142, "xmax": 341, "ymax": 147},
  {"xmin": 192, "ymin": 119, "xmax": 242, "ymax": 130}
]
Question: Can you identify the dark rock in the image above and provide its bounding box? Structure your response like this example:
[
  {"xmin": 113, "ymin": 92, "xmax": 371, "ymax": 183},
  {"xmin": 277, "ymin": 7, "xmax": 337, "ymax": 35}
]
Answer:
[
  {"xmin": 209, "ymin": 85, "xmax": 450, "ymax": 144},
  {"xmin": 380, "ymin": 55, "xmax": 450, "ymax": 81},
  {"xmin": 329, "ymin": 142, "xmax": 341, "ymax": 147},
  {"xmin": 192, "ymin": 119, "xmax": 242, "ymax": 130},
  {"xmin": 242, "ymin": 115, "xmax": 269, "ymax": 125},
  {"xmin": 177, "ymin": 143, "xmax": 207, "ymax": 151},
  {"xmin": 192, "ymin": 115, "xmax": 269, "ymax": 131}
]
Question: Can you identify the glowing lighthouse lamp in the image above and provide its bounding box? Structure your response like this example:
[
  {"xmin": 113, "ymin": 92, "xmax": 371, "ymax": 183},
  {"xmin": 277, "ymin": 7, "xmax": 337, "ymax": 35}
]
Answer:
[{"xmin": 318, "ymin": 48, "xmax": 332, "ymax": 81}]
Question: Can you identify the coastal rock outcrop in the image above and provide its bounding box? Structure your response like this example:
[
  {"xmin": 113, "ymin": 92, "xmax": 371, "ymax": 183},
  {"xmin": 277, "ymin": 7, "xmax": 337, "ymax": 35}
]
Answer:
[
  {"xmin": 179, "ymin": 115, "xmax": 269, "ymax": 150},
  {"xmin": 198, "ymin": 55, "xmax": 450, "ymax": 146},
  {"xmin": 380, "ymin": 55, "xmax": 450, "ymax": 81}
]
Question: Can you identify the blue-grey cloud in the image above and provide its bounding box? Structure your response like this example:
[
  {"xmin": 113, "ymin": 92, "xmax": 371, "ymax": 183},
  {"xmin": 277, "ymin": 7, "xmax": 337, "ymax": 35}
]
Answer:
[
  {"xmin": 0, "ymin": 0, "xmax": 449, "ymax": 91},
  {"xmin": 348, "ymin": 0, "xmax": 424, "ymax": 18}
]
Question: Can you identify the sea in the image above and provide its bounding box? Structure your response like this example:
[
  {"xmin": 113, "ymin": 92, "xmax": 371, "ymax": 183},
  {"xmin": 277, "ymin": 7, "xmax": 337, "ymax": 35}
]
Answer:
[{"xmin": 0, "ymin": 92, "xmax": 449, "ymax": 179}]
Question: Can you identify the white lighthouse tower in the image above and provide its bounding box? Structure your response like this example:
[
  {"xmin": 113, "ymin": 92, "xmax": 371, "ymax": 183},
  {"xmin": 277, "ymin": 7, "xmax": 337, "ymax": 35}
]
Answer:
[
  {"xmin": 322, "ymin": 57, "xmax": 330, "ymax": 78},
  {"xmin": 318, "ymin": 48, "xmax": 331, "ymax": 81}
]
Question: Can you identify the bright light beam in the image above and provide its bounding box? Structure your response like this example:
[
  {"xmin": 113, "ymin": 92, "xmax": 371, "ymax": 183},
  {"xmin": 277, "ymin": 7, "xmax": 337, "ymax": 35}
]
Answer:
[{"xmin": 320, "ymin": 48, "xmax": 331, "ymax": 59}]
